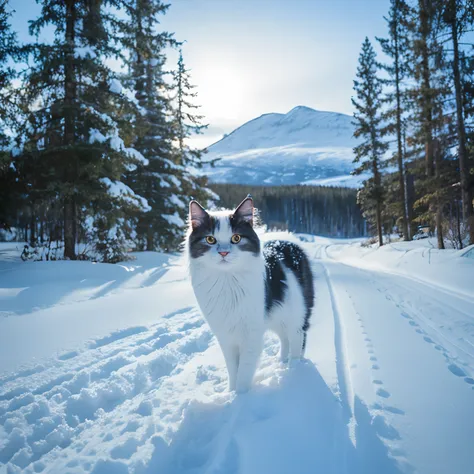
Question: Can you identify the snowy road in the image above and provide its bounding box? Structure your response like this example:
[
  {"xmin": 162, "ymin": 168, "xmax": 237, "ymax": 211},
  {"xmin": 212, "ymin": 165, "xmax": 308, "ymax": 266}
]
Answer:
[{"xmin": 0, "ymin": 238, "xmax": 473, "ymax": 473}]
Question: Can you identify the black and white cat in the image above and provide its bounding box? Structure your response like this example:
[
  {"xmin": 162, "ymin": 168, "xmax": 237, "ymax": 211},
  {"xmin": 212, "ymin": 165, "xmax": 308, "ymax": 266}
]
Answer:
[{"xmin": 187, "ymin": 196, "xmax": 314, "ymax": 393}]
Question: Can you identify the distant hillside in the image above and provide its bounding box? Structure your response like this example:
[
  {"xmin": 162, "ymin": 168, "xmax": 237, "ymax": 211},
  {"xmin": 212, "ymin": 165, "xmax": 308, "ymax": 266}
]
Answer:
[{"xmin": 204, "ymin": 106, "xmax": 364, "ymax": 188}]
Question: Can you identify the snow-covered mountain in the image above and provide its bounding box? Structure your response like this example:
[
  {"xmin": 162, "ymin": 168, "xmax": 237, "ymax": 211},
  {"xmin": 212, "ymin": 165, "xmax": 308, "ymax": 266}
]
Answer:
[{"xmin": 204, "ymin": 106, "xmax": 363, "ymax": 187}]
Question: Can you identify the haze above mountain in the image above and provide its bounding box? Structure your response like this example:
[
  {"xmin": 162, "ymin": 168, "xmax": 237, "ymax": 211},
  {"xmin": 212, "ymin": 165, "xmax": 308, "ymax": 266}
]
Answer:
[{"xmin": 203, "ymin": 106, "xmax": 364, "ymax": 188}]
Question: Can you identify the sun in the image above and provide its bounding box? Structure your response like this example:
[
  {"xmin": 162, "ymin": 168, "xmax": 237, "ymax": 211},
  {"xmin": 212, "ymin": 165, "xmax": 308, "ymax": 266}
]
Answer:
[{"xmin": 194, "ymin": 62, "xmax": 249, "ymax": 122}]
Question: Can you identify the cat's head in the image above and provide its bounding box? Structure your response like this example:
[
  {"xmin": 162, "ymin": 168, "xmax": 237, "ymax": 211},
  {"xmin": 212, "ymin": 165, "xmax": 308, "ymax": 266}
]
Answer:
[{"xmin": 188, "ymin": 196, "xmax": 261, "ymax": 269}]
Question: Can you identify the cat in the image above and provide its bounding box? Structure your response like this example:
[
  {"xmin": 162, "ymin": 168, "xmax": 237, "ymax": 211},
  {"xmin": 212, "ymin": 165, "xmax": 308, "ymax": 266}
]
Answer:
[{"xmin": 187, "ymin": 196, "xmax": 314, "ymax": 393}]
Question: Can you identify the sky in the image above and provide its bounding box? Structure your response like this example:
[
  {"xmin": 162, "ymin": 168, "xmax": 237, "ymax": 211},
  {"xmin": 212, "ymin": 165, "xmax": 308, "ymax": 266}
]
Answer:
[{"xmin": 9, "ymin": 0, "xmax": 391, "ymax": 147}]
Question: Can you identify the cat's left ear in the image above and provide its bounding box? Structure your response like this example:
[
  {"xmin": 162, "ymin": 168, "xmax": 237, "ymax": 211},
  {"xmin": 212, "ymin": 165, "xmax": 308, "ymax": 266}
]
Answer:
[
  {"xmin": 234, "ymin": 196, "xmax": 254, "ymax": 226},
  {"xmin": 189, "ymin": 200, "xmax": 208, "ymax": 229}
]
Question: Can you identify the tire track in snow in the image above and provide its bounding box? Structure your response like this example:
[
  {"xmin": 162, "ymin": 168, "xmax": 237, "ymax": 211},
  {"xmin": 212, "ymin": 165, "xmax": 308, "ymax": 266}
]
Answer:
[
  {"xmin": 320, "ymin": 263, "xmax": 356, "ymax": 449},
  {"xmin": 319, "ymin": 260, "xmax": 410, "ymax": 473}
]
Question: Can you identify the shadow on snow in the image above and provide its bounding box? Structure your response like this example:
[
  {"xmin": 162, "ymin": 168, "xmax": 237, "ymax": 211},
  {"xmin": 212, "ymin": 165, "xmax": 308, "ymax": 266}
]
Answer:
[{"xmin": 137, "ymin": 362, "xmax": 405, "ymax": 474}]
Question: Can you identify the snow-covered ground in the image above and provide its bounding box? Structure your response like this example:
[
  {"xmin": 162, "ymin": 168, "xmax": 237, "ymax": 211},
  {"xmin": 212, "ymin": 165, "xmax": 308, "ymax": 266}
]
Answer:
[{"xmin": 1, "ymin": 236, "xmax": 473, "ymax": 473}]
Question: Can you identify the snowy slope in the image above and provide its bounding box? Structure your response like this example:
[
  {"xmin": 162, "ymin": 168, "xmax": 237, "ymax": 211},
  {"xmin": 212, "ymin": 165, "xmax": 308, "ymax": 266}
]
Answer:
[
  {"xmin": 1, "ymin": 236, "xmax": 474, "ymax": 473},
  {"xmin": 204, "ymin": 106, "xmax": 365, "ymax": 187}
]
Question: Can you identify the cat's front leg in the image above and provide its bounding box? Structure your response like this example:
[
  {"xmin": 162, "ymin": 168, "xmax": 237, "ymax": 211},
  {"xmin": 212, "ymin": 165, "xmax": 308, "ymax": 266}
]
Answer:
[
  {"xmin": 235, "ymin": 339, "xmax": 262, "ymax": 393},
  {"xmin": 220, "ymin": 342, "xmax": 239, "ymax": 391}
]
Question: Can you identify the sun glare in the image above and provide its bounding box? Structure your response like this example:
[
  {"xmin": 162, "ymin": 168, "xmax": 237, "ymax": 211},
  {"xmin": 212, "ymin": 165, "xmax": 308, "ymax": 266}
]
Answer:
[{"xmin": 196, "ymin": 64, "xmax": 249, "ymax": 122}]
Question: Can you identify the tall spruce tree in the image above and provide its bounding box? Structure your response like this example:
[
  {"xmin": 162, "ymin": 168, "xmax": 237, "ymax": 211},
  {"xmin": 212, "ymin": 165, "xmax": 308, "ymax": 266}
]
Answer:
[
  {"xmin": 377, "ymin": 0, "xmax": 412, "ymax": 240},
  {"xmin": 16, "ymin": 0, "xmax": 149, "ymax": 260},
  {"xmin": 441, "ymin": 0, "xmax": 474, "ymax": 245},
  {"xmin": 172, "ymin": 49, "xmax": 212, "ymax": 208},
  {"xmin": 121, "ymin": 0, "xmax": 185, "ymax": 251},
  {"xmin": 408, "ymin": 0, "xmax": 450, "ymax": 249},
  {"xmin": 173, "ymin": 49, "xmax": 207, "ymax": 165},
  {"xmin": 122, "ymin": 1, "xmax": 212, "ymax": 251},
  {"xmin": 0, "ymin": 0, "xmax": 21, "ymax": 230},
  {"xmin": 352, "ymin": 37, "xmax": 388, "ymax": 246}
]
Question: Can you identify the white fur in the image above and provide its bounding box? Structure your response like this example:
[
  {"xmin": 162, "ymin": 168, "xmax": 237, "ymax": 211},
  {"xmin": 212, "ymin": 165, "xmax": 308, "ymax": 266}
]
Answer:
[
  {"xmin": 188, "ymin": 212, "xmax": 308, "ymax": 393},
  {"xmin": 266, "ymin": 267, "xmax": 307, "ymax": 362}
]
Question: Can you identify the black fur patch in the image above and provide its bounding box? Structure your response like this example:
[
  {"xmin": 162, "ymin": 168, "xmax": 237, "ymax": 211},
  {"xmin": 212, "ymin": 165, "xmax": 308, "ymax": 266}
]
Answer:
[
  {"xmin": 189, "ymin": 213, "xmax": 218, "ymax": 259},
  {"xmin": 229, "ymin": 214, "xmax": 260, "ymax": 256},
  {"xmin": 263, "ymin": 241, "xmax": 315, "ymax": 349}
]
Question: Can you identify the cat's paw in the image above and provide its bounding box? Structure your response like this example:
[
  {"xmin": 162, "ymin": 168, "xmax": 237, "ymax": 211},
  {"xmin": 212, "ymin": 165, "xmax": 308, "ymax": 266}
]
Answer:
[{"xmin": 235, "ymin": 381, "xmax": 252, "ymax": 394}]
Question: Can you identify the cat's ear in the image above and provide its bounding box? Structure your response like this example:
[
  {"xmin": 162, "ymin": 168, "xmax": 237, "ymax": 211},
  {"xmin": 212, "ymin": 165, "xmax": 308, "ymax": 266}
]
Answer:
[
  {"xmin": 189, "ymin": 200, "xmax": 208, "ymax": 229},
  {"xmin": 234, "ymin": 196, "xmax": 254, "ymax": 226}
]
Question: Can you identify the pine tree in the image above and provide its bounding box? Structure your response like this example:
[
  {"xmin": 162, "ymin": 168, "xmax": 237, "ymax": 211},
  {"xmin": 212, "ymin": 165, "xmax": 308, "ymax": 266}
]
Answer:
[
  {"xmin": 122, "ymin": 1, "xmax": 212, "ymax": 251},
  {"xmin": 173, "ymin": 49, "xmax": 207, "ymax": 165},
  {"xmin": 16, "ymin": 0, "xmax": 149, "ymax": 260},
  {"xmin": 0, "ymin": 0, "xmax": 21, "ymax": 230},
  {"xmin": 120, "ymin": 0, "xmax": 185, "ymax": 251},
  {"xmin": 352, "ymin": 37, "xmax": 388, "ymax": 246},
  {"xmin": 441, "ymin": 0, "xmax": 474, "ymax": 245},
  {"xmin": 172, "ymin": 49, "xmax": 212, "ymax": 209},
  {"xmin": 377, "ymin": 0, "xmax": 413, "ymax": 241},
  {"xmin": 464, "ymin": 51, "xmax": 474, "ymax": 230},
  {"xmin": 408, "ymin": 0, "xmax": 451, "ymax": 249}
]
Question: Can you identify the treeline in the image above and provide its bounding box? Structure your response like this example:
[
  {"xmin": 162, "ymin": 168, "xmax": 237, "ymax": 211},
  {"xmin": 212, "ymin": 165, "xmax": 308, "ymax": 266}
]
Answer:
[
  {"xmin": 0, "ymin": 0, "xmax": 210, "ymax": 262},
  {"xmin": 211, "ymin": 184, "xmax": 366, "ymax": 238},
  {"xmin": 353, "ymin": 0, "xmax": 474, "ymax": 248}
]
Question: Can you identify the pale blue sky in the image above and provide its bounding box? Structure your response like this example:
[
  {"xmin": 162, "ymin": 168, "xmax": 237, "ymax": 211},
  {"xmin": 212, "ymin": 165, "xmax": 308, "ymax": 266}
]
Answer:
[{"xmin": 9, "ymin": 0, "xmax": 391, "ymax": 146}]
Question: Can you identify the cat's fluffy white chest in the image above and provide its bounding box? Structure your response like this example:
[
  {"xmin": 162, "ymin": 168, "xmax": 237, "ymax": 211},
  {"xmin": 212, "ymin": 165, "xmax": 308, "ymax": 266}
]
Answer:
[{"xmin": 190, "ymin": 266, "xmax": 266, "ymax": 341}]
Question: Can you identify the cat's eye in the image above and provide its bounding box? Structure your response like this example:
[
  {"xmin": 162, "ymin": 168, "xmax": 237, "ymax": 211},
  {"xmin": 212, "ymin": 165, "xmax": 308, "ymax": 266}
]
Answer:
[
  {"xmin": 231, "ymin": 234, "xmax": 241, "ymax": 244},
  {"xmin": 206, "ymin": 236, "xmax": 216, "ymax": 245}
]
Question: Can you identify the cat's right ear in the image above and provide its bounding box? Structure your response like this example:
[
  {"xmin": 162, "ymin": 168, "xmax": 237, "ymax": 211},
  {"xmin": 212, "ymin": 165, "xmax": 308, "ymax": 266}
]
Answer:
[{"xmin": 189, "ymin": 200, "xmax": 208, "ymax": 230}]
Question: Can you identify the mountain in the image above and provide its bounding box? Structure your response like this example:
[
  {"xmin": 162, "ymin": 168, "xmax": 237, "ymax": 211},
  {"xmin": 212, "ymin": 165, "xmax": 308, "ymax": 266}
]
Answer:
[{"xmin": 203, "ymin": 106, "xmax": 364, "ymax": 188}]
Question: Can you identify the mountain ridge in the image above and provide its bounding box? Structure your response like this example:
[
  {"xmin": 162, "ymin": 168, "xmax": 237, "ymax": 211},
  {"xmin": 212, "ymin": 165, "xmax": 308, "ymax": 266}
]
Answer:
[{"xmin": 203, "ymin": 106, "xmax": 364, "ymax": 187}]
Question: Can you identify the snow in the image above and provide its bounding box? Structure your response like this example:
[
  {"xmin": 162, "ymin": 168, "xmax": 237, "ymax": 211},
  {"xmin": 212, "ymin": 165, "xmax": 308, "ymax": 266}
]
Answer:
[
  {"xmin": 11, "ymin": 147, "xmax": 21, "ymax": 158},
  {"xmin": 321, "ymin": 237, "xmax": 474, "ymax": 299},
  {"xmin": 109, "ymin": 135, "xmax": 125, "ymax": 151},
  {"xmin": 167, "ymin": 194, "xmax": 186, "ymax": 209},
  {"xmin": 0, "ymin": 235, "xmax": 473, "ymax": 473},
  {"xmin": 108, "ymin": 79, "xmax": 123, "ymax": 95},
  {"xmin": 167, "ymin": 175, "xmax": 182, "ymax": 189},
  {"xmin": 88, "ymin": 117, "xmax": 149, "ymax": 167},
  {"xmin": 89, "ymin": 128, "xmax": 107, "ymax": 144},
  {"xmin": 204, "ymin": 106, "xmax": 363, "ymax": 187},
  {"xmin": 161, "ymin": 212, "xmax": 185, "ymax": 228},
  {"xmin": 100, "ymin": 178, "xmax": 150, "ymax": 211},
  {"xmin": 163, "ymin": 158, "xmax": 184, "ymax": 171},
  {"xmin": 124, "ymin": 147, "xmax": 148, "ymax": 166}
]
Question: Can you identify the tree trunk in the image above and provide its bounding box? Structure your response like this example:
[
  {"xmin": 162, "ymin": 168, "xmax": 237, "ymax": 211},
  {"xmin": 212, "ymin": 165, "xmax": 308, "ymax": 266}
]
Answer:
[
  {"xmin": 433, "ymin": 139, "xmax": 445, "ymax": 249},
  {"xmin": 146, "ymin": 227, "xmax": 154, "ymax": 251},
  {"xmin": 373, "ymin": 161, "xmax": 384, "ymax": 247},
  {"xmin": 376, "ymin": 200, "xmax": 383, "ymax": 247},
  {"xmin": 30, "ymin": 207, "xmax": 36, "ymax": 246},
  {"xmin": 449, "ymin": 1, "xmax": 473, "ymax": 245},
  {"xmin": 394, "ymin": 1, "xmax": 410, "ymax": 240},
  {"xmin": 64, "ymin": 197, "xmax": 75, "ymax": 259},
  {"xmin": 63, "ymin": 0, "xmax": 77, "ymax": 260},
  {"xmin": 456, "ymin": 200, "xmax": 463, "ymax": 249},
  {"xmin": 419, "ymin": 0, "xmax": 434, "ymax": 177},
  {"xmin": 436, "ymin": 205, "xmax": 444, "ymax": 249}
]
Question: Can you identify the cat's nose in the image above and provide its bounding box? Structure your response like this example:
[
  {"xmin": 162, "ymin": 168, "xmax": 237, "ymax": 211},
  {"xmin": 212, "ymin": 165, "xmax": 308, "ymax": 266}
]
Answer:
[{"xmin": 218, "ymin": 251, "xmax": 229, "ymax": 257}]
